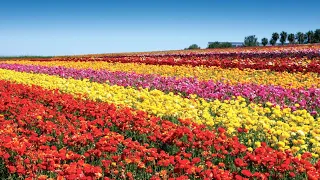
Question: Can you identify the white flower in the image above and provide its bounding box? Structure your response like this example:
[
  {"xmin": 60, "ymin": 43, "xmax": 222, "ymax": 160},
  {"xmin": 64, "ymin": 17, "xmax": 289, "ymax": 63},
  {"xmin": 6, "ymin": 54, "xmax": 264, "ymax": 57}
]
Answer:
[{"xmin": 297, "ymin": 130, "xmax": 305, "ymax": 136}]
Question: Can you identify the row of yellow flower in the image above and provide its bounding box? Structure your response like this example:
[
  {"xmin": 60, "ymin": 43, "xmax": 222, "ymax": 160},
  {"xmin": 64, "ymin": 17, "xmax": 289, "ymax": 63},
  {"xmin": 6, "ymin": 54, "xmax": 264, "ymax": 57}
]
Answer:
[
  {"xmin": 0, "ymin": 68, "xmax": 319, "ymax": 157},
  {"xmin": 5, "ymin": 60, "xmax": 320, "ymax": 89}
]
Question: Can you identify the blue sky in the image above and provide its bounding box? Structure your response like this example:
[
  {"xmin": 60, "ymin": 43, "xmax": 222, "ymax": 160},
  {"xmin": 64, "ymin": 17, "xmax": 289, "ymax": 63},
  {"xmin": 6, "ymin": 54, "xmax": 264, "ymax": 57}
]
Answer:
[{"xmin": 0, "ymin": 0, "xmax": 319, "ymax": 56}]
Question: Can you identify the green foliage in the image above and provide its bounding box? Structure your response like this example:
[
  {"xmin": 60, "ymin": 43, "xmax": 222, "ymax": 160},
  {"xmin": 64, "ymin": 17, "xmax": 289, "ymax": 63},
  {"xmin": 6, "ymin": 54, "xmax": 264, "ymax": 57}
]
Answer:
[
  {"xmin": 0, "ymin": 158, "xmax": 9, "ymax": 179},
  {"xmin": 314, "ymin": 29, "xmax": 320, "ymax": 43},
  {"xmin": 296, "ymin": 32, "xmax": 305, "ymax": 44},
  {"xmin": 287, "ymin": 33, "xmax": 295, "ymax": 44},
  {"xmin": 269, "ymin": 39, "xmax": 276, "ymax": 46},
  {"xmin": 185, "ymin": 44, "xmax": 200, "ymax": 50},
  {"xmin": 261, "ymin": 38, "xmax": 268, "ymax": 46},
  {"xmin": 271, "ymin": 32, "xmax": 279, "ymax": 43},
  {"xmin": 0, "ymin": 56, "xmax": 53, "ymax": 60},
  {"xmin": 280, "ymin": 31, "xmax": 287, "ymax": 45},
  {"xmin": 207, "ymin": 41, "xmax": 232, "ymax": 49},
  {"xmin": 306, "ymin": 30, "xmax": 314, "ymax": 43},
  {"xmin": 243, "ymin": 35, "xmax": 259, "ymax": 47}
]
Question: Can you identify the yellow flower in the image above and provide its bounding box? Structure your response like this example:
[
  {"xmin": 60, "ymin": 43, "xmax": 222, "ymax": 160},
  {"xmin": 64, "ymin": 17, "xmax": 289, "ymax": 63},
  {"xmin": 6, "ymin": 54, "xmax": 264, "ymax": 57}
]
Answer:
[
  {"xmin": 292, "ymin": 146, "xmax": 300, "ymax": 154},
  {"xmin": 254, "ymin": 141, "xmax": 261, "ymax": 148},
  {"xmin": 277, "ymin": 141, "xmax": 285, "ymax": 148},
  {"xmin": 312, "ymin": 153, "xmax": 319, "ymax": 158},
  {"xmin": 266, "ymin": 102, "xmax": 273, "ymax": 107},
  {"xmin": 297, "ymin": 154, "xmax": 301, "ymax": 159},
  {"xmin": 297, "ymin": 139, "xmax": 305, "ymax": 145}
]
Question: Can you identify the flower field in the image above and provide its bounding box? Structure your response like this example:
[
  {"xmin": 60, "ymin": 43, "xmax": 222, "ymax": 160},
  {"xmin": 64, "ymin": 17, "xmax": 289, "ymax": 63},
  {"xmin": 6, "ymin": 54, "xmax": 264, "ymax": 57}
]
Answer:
[{"xmin": 0, "ymin": 45, "xmax": 320, "ymax": 179}]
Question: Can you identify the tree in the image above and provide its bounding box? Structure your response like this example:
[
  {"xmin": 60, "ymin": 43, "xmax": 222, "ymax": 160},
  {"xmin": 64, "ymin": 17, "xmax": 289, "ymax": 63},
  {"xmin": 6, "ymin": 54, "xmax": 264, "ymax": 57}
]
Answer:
[
  {"xmin": 271, "ymin": 32, "xmax": 280, "ymax": 45},
  {"xmin": 280, "ymin": 31, "xmax": 287, "ymax": 45},
  {"xmin": 185, "ymin": 44, "xmax": 200, "ymax": 50},
  {"xmin": 295, "ymin": 32, "xmax": 305, "ymax": 44},
  {"xmin": 208, "ymin": 42, "xmax": 220, "ymax": 49},
  {"xmin": 207, "ymin": 42, "xmax": 232, "ymax": 49},
  {"xmin": 313, "ymin": 29, "xmax": 320, "ymax": 43},
  {"xmin": 287, "ymin": 33, "xmax": 295, "ymax": 44},
  {"xmin": 219, "ymin": 42, "xmax": 232, "ymax": 48},
  {"xmin": 269, "ymin": 39, "xmax": 276, "ymax": 46},
  {"xmin": 305, "ymin": 30, "xmax": 314, "ymax": 44},
  {"xmin": 261, "ymin": 38, "xmax": 268, "ymax": 46},
  {"xmin": 244, "ymin": 35, "xmax": 259, "ymax": 47}
]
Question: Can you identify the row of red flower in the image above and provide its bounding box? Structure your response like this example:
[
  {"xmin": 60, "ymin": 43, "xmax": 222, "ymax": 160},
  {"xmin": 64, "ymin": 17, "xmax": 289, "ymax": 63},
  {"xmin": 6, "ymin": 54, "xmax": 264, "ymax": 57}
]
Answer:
[
  {"xmin": 0, "ymin": 82, "xmax": 232, "ymax": 179},
  {"xmin": 1, "ymin": 80, "xmax": 320, "ymax": 179},
  {"xmin": 25, "ymin": 56, "xmax": 320, "ymax": 74}
]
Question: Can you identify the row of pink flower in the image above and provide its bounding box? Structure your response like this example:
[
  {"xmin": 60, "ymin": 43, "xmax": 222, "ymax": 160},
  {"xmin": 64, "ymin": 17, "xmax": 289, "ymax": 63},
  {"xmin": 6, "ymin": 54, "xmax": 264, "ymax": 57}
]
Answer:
[{"xmin": 0, "ymin": 63, "xmax": 319, "ymax": 116}]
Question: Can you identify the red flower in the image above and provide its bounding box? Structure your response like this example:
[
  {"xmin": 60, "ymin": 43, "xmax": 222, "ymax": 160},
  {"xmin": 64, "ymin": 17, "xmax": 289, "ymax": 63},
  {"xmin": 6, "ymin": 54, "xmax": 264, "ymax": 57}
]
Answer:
[
  {"xmin": 192, "ymin": 157, "xmax": 201, "ymax": 164},
  {"xmin": 241, "ymin": 169, "xmax": 252, "ymax": 177},
  {"xmin": 7, "ymin": 166, "xmax": 16, "ymax": 173},
  {"xmin": 126, "ymin": 172, "xmax": 133, "ymax": 180},
  {"xmin": 289, "ymin": 172, "xmax": 296, "ymax": 178},
  {"xmin": 218, "ymin": 162, "xmax": 225, "ymax": 168},
  {"xmin": 235, "ymin": 158, "xmax": 247, "ymax": 167},
  {"xmin": 217, "ymin": 127, "xmax": 226, "ymax": 134}
]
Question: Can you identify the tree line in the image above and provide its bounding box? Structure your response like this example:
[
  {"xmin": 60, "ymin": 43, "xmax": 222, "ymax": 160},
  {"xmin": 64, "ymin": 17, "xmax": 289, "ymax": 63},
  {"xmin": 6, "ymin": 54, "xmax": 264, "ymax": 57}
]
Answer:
[
  {"xmin": 255, "ymin": 29, "xmax": 320, "ymax": 47},
  {"xmin": 185, "ymin": 29, "xmax": 320, "ymax": 49}
]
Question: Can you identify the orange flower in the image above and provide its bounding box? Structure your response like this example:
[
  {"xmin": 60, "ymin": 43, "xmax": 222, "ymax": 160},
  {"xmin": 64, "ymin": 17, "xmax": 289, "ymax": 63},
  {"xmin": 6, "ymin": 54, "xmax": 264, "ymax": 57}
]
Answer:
[
  {"xmin": 125, "ymin": 158, "xmax": 132, "ymax": 164},
  {"xmin": 159, "ymin": 170, "xmax": 167, "ymax": 177},
  {"xmin": 38, "ymin": 175, "xmax": 48, "ymax": 180}
]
